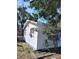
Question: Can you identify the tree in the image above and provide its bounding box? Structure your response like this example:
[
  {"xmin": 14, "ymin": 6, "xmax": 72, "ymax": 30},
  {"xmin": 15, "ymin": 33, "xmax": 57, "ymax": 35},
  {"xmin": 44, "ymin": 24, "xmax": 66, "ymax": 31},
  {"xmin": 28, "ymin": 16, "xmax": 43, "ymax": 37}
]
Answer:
[
  {"xmin": 17, "ymin": 0, "xmax": 61, "ymax": 48},
  {"xmin": 29, "ymin": 0, "xmax": 61, "ymax": 31},
  {"xmin": 17, "ymin": 7, "xmax": 30, "ymax": 36},
  {"xmin": 28, "ymin": 0, "xmax": 61, "ymax": 48},
  {"xmin": 17, "ymin": 6, "xmax": 38, "ymax": 36}
]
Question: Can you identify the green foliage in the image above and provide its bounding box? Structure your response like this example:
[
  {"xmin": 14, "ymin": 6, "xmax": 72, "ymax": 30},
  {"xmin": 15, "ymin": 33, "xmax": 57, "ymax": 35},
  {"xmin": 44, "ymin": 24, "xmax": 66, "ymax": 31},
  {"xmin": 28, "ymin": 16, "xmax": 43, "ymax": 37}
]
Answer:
[
  {"xmin": 30, "ymin": 0, "xmax": 60, "ymax": 17},
  {"xmin": 17, "ymin": 0, "xmax": 61, "ymax": 42},
  {"xmin": 30, "ymin": 0, "xmax": 61, "ymax": 36}
]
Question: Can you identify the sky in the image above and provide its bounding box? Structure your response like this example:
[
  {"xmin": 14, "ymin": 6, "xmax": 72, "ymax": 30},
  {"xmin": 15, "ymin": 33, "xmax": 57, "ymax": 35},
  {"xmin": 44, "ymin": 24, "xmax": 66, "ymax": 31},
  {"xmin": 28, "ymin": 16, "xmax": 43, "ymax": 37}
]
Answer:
[
  {"xmin": 17, "ymin": 0, "xmax": 35, "ymax": 14},
  {"xmin": 17, "ymin": 0, "xmax": 48, "ymax": 24},
  {"xmin": 17, "ymin": 0, "xmax": 61, "ymax": 24}
]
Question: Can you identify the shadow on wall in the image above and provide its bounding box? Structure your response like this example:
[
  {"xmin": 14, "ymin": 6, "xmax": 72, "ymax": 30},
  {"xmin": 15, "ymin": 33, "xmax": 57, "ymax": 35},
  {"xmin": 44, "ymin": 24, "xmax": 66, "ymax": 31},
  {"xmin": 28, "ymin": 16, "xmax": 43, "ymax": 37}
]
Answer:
[{"xmin": 37, "ymin": 47, "xmax": 61, "ymax": 54}]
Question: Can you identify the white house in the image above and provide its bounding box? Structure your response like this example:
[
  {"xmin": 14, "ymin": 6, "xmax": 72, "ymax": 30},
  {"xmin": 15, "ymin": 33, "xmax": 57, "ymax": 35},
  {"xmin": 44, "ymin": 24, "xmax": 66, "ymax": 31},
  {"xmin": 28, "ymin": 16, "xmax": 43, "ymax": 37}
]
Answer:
[{"xmin": 23, "ymin": 20, "xmax": 61, "ymax": 50}]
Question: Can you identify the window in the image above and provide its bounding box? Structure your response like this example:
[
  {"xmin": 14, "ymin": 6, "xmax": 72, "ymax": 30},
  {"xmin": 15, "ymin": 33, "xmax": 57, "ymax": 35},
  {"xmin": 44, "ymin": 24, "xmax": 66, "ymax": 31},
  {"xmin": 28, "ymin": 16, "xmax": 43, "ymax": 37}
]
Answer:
[{"xmin": 29, "ymin": 28, "xmax": 34, "ymax": 37}]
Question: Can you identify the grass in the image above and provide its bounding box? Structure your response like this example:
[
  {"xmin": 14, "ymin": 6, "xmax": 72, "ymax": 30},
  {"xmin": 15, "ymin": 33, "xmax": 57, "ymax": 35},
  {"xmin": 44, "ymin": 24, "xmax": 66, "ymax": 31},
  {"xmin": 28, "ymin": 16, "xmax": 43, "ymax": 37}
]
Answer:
[
  {"xmin": 17, "ymin": 42, "xmax": 61, "ymax": 59},
  {"xmin": 17, "ymin": 42, "xmax": 37, "ymax": 59}
]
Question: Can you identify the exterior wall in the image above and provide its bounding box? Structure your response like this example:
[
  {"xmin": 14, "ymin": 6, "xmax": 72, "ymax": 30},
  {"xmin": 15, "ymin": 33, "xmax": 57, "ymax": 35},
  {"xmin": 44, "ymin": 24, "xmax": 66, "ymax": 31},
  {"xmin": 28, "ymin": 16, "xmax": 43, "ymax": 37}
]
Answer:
[
  {"xmin": 37, "ymin": 31, "xmax": 45, "ymax": 50},
  {"xmin": 24, "ymin": 21, "xmax": 61, "ymax": 50},
  {"xmin": 37, "ymin": 22, "xmax": 45, "ymax": 50},
  {"xmin": 24, "ymin": 23, "xmax": 38, "ymax": 50},
  {"xmin": 37, "ymin": 22, "xmax": 54, "ymax": 50},
  {"xmin": 37, "ymin": 22, "xmax": 55, "ymax": 49}
]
